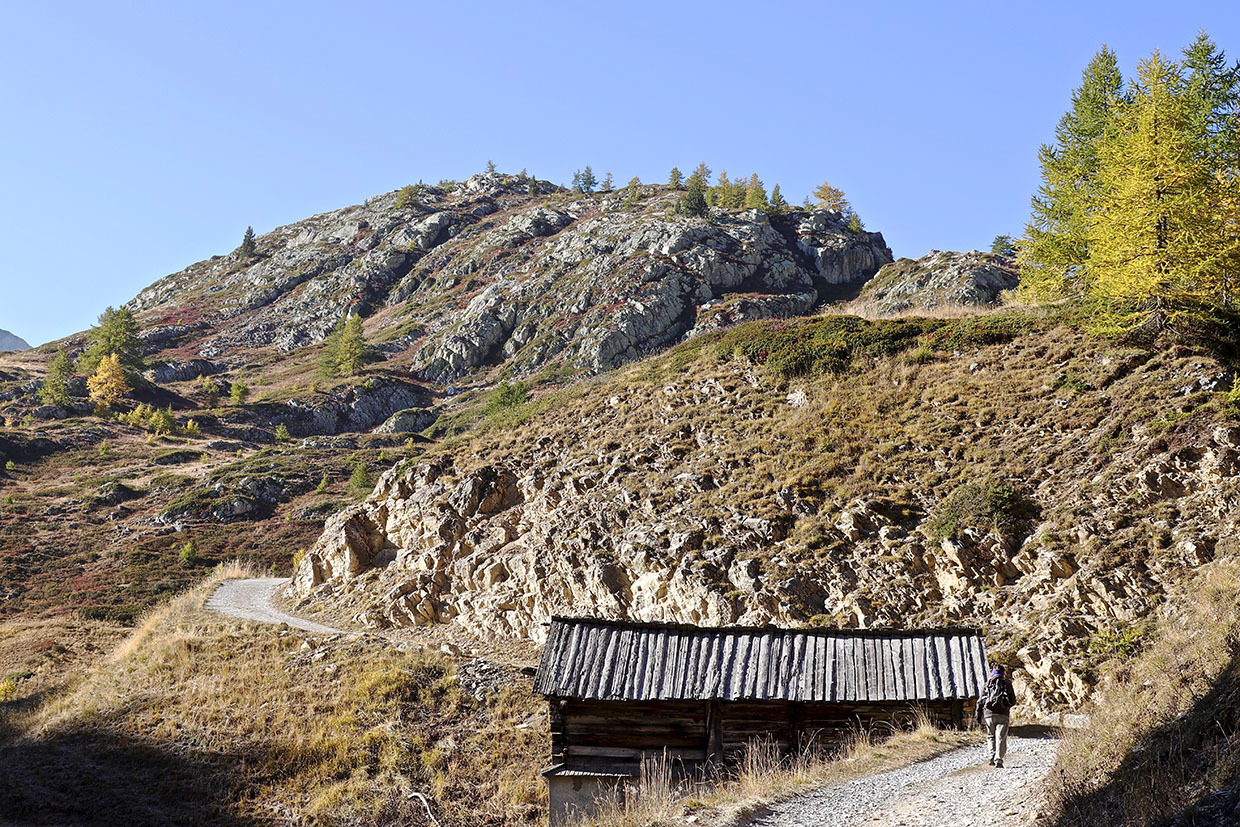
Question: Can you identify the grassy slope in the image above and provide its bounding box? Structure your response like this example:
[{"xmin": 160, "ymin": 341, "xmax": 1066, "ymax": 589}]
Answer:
[
  {"xmin": 1042, "ymin": 560, "xmax": 1240, "ymax": 826},
  {"xmin": 411, "ymin": 308, "xmax": 1237, "ymax": 660},
  {"xmin": 583, "ymin": 717, "xmax": 975, "ymax": 827},
  {"xmin": 0, "ymin": 563, "xmax": 546, "ymax": 826}
]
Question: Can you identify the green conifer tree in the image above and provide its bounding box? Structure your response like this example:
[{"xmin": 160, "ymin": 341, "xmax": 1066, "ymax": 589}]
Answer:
[
  {"xmin": 76, "ymin": 306, "xmax": 144, "ymax": 379},
  {"xmin": 601, "ymin": 171, "xmax": 614, "ymax": 191},
  {"xmin": 1019, "ymin": 46, "xmax": 1126, "ymax": 299},
  {"xmin": 767, "ymin": 184, "xmax": 788, "ymax": 215},
  {"xmin": 1181, "ymin": 31, "xmax": 1240, "ymax": 169},
  {"xmin": 486, "ymin": 159, "xmax": 497, "ymax": 174},
  {"xmin": 39, "ymin": 349, "xmax": 74, "ymax": 406},
  {"xmin": 348, "ymin": 461, "xmax": 374, "ymax": 500},
  {"xmin": 667, "ymin": 167, "xmax": 684, "ymax": 190},
  {"xmin": 239, "ymin": 226, "xmax": 257, "ymax": 258},
  {"xmin": 580, "ymin": 166, "xmax": 597, "ymax": 193},
  {"xmin": 991, "ymin": 235, "xmax": 1017, "ymax": 256},
  {"xmin": 675, "ymin": 176, "xmax": 709, "ymax": 218}
]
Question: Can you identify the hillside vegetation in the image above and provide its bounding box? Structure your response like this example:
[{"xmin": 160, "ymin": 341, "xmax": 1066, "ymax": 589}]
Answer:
[
  {"xmin": 0, "ymin": 564, "xmax": 546, "ymax": 826},
  {"xmin": 1043, "ymin": 560, "xmax": 1240, "ymax": 825},
  {"xmin": 289, "ymin": 304, "xmax": 1240, "ymax": 715}
]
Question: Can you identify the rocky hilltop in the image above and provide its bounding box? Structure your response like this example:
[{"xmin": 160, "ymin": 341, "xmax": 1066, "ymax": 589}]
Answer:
[
  {"xmin": 0, "ymin": 329, "xmax": 30, "ymax": 351},
  {"xmin": 128, "ymin": 173, "xmax": 891, "ymax": 384},
  {"xmin": 287, "ymin": 313, "xmax": 1239, "ymax": 715},
  {"xmin": 857, "ymin": 250, "xmax": 1018, "ymax": 316}
]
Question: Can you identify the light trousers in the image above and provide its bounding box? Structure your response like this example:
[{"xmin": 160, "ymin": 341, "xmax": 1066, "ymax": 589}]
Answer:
[{"xmin": 984, "ymin": 713, "xmax": 1010, "ymax": 762}]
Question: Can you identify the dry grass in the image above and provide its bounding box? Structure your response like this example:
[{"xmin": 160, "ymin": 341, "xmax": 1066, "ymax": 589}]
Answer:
[
  {"xmin": 1, "ymin": 563, "xmax": 546, "ymax": 826},
  {"xmin": 1042, "ymin": 559, "xmax": 1240, "ymax": 826},
  {"xmin": 581, "ymin": 710, "xmax": 975, "ymax": 827}
]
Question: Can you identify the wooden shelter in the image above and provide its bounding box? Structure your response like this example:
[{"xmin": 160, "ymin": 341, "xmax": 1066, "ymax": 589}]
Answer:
[{"xmin": 535, "ymin": 616, "xmax": 989, "ymax": 824}]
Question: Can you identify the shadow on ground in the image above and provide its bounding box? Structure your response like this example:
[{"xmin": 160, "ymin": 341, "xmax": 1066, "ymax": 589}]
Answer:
[
  {"xmin": 1048, "ymin": 653, "xmax": 1239, "ymax": 827},
  {"xmin": 0, "ymin": 707, "xmax": 254, "ymax": 825}
]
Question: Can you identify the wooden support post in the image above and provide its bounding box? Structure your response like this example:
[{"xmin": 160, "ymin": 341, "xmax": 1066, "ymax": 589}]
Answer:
[
  {"xmin": 789, "ymin": 702, "xmax": 803, "ymax": 756},
  {"xmin": 549, "ymin": 698, "xmax": 567, "ymax": 764},
  {"xmin": 705, "ymin": 700, "xmax": 724, "ymax": 771}
]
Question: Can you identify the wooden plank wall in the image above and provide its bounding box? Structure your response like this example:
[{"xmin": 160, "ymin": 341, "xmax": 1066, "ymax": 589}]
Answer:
[{"xmin": 550, "ymin": 698, "xmax": 973, "ymax": 776}]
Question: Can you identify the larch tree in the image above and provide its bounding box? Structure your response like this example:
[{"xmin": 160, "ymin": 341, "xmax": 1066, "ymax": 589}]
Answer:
[
  {"xmin": 1087, "ymin": 52, "xmax": 1227, "ymax": 334},
  {"xmin": 334, "ymin": 314, "xmax": 368, "ymax": 376},
  {"xmin": 667, "ymin": 167, "xmax": 684, "ymax": 190},
  {"xmin": 624, "ymin": 176, "xmax": 641, "ymax": 206},
  {"xmin": 714, "ymin": 170, "xmax": 745, "ymax": 208},
  {"xmin": 318, "ymin": 315, "xmax": 348, "ymax": 378},
  {"xmin": 743, "ymin": 173, "xmax": 768, "ymax": 209},
  {"xmin": 87, "ymin": 353, "xmax": 130, "ymax": 414},
  {"xmin": 1019, "ymin": 46, "xmax": 1126, "ymax": 299},
  {"xmin": 688, "ymin": 162, "xmax": 711, "ymax": 188},
  {"xmin": 812, "ymin": 180, "xmax": 851, "ymax": 213},
  {"xmin": 601, "ymin": 171, "xmax": 614, "ymax": 191}
]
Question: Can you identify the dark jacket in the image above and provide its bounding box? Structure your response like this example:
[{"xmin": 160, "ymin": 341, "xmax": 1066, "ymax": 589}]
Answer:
[{"xmin": 976, "ymin": 676, "xmax": 1017, "ymax": 721}]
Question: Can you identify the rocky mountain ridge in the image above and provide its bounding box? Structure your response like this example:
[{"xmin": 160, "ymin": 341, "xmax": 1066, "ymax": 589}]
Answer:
[
  {"xmin": 124, "ymin": 173, "xmax": 892, "ymax": 387},
  {"xmin": 0, "ymin": 329, "xmax": 30, "ymax": 352},
  {"xmin": 857, "ymin": 250, "xmax": 1019, "ymax": 316}
]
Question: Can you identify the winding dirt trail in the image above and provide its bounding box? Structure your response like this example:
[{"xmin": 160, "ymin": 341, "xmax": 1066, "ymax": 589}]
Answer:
[
  {"xmin": 205, "ymin": 577, "xmax": 342, "ymax": 633},
  {"xmin": 746, "ymin": 730, "xmax": 1058, "ymax": 827}
]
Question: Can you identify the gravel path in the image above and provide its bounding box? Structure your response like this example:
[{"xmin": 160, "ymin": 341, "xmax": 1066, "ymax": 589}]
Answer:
[
  {"xmin": 747, "ymin": 732, "xmax": 1058, "ymax": 827},
  {"xmin": 205, "ymin": 577, "xmax": 342, "ymax": 633}
]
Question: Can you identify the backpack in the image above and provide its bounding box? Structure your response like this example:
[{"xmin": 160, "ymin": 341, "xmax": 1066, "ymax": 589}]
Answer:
[{"xmin": 981, "ymin": 677, "xmax": 1014, "ymax": 714}]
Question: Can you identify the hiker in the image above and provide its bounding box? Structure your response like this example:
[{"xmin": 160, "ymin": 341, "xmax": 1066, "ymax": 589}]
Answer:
[{"xmin": 976, "ymin": 664, "xmax": 1017, "ymax": 767}]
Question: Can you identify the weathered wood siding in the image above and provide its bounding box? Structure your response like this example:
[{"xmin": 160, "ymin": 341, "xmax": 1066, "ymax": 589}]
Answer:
[{"xmin": 548, "ymin": 697, "xmax": 971, "ymax": 776}]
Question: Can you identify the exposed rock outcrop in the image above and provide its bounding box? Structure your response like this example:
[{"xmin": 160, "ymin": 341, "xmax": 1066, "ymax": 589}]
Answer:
[
  {"xmin": 858, "ymin": 250, "xmax": 1018, "ymax": 315},
  {"xmin": 288, "ymin": 335, "xmax": 1240, "ymax": 717},
  {"xmin": 125, "ymin": 174, "xmax": 891, "ymax": 385}
]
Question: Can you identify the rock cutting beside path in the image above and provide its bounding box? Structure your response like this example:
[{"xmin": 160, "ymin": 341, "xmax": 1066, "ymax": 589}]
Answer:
[
  {"xmin": 207, "ymin": 577, "xmax": 342, "ymax": 633},
  {"xmin": 747, "ymin": 732, "xmax": 1058, "ymax": 827}
]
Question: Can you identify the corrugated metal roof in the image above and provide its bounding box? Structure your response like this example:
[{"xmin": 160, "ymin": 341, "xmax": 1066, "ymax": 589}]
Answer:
[{"xmin": 534, "ymin": 617, "xmax": 989, "ymax": 702}]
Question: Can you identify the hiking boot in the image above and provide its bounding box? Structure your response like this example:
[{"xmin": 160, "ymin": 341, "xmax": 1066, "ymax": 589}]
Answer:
[
  {"xmin": 987, "ymin": 757, "xmax": 995, "ymax": 766},
  {"xmin": 995, "ymin": 759, "xmax": 1004, "ymax": 768}
]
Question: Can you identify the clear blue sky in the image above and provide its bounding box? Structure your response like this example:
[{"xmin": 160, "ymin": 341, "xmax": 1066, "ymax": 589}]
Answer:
[{"xmin": 2, "ymin": 1, "xmax": 1237, "ymax": 346}]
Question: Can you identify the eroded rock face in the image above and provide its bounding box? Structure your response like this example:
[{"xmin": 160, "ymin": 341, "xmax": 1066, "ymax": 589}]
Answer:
[
  {"xmin": 126, "ymin": 175, "xmax": 891, "ymax": 385},
  {"xmin": 288, "ymin": 355, "xmax": 1240, "ymax": 718},
  {"xmin": 859, "ymin": 250, "xmax": 1019, "ymax": 315}
]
